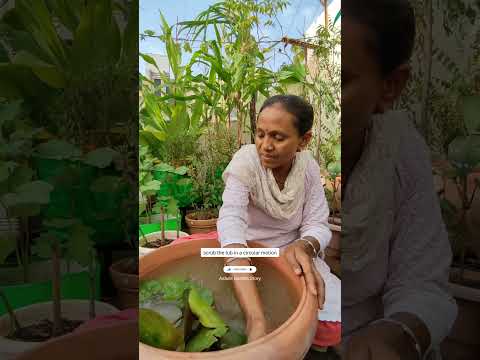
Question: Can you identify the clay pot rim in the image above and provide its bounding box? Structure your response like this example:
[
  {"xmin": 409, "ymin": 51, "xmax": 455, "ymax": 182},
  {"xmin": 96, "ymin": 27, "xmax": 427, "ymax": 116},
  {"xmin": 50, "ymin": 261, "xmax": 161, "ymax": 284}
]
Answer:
[
  {"xmin": 185, "ymin": 211, "xmax": 218, "ymax": 225},
  {"xmin": 139, "ymin": 240, "xmax": 314, "ymax": 358},
  {"xmin": 109, "ymin": 258, "xmax": 138, "ymax": 289}
]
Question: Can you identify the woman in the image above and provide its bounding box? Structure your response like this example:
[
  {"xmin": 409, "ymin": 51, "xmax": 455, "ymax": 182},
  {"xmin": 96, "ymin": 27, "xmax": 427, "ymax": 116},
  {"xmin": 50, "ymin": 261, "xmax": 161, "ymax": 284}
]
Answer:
[
  {"xmin": 341, "ymin": 0, "xmax": 457, "ymax": 359},
  {"xmin": 217, "ymin": 95, "xmax": 341, "ymax": 346}
]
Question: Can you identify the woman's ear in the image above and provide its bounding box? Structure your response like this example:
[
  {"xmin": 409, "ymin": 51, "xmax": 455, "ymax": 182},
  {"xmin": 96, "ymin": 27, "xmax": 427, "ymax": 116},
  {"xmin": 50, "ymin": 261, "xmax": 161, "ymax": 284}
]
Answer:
[
  {"xmin": 298, "ymin": 131, "xmax": 313, "ymax": 151},
  {"xmin": 375, "ymin": 64, "xmax": 410, "ymax": 113}
]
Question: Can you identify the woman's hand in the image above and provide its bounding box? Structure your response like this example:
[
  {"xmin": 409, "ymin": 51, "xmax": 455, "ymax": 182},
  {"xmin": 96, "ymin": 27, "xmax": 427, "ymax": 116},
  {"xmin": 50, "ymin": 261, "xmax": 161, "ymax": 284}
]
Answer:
[
  {"xmin": 283, "ymin": 240, "xmax": 325, "ymax": 308},
  {"xmin": 344, "ymin": 321, "xmax": 420, "ymax": 360},
  {"xmin": 246, "ymin": 314, "xmax": 268, "ymax": 343}
]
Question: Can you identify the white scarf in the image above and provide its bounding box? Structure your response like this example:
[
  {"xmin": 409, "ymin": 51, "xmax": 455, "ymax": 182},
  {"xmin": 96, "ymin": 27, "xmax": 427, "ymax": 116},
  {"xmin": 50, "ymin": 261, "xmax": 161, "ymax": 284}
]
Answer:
[
  {"xmin": 223, "ymin": 144, "xmax": 311, "ymax": 220},
  {"xmin": 342, "ymin": 111, "xmax": 405, "ymax": 271}
]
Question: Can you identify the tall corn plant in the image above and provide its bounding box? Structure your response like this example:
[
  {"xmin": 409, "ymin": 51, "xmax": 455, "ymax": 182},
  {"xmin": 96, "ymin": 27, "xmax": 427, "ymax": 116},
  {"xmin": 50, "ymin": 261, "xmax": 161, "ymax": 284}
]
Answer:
[
  {"xmin": 140, "ymin": 13, "xmax": 205, "ymax": 165},
  {"xmin": 0, "ymin": 0, "xmax": 138, "ymax": 145},
  {"xmin": 178, "ymin": 0, "xmax": 287, "ymax": 146}
]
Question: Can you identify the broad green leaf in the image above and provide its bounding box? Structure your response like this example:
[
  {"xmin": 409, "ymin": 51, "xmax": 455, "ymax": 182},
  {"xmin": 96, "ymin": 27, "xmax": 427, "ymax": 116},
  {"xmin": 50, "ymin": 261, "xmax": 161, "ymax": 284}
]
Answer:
[
  {"xmin": 35, "ymin": 139, "xmax": 82, "ymax": 159},
  {"xmin": 140, "ymin": 180, "xmax": 162, "ymax": 194},
  {"xmin": 155, "ymin": 163, "xmax": 175, "ymax": 173},
  {"xmin": 83, "ymin": 147, "xmax": 119, "ymax": 168},
  {"xmin": 65, "ymin": 224, "xmax": 94, "ymax": 266},
  {"xmin": 448, "ymin": 135, "xmax": 480, "ymax": 170},
  {"xmin": 2, "ymin": 180, "xmax": 53, "ymax": 208},
  {"xmin": 13, "ymin": 51, "xmax": 65, "ymax": 88},
  {"xmin": 327, "ymin": 161, "xmax": 341, "ymax": 177},
  {"xmin": 186, "ymin": 327, "xmax": 223, "ymax": 352},
  {"xmin": 173, "ymin": 166, "xmax": 188, "ymax": 175},
  {"xmin": 90, "ymin": 175, "xmax": 123, "ymax": 193},
  {"xmin": 219, "ymin": 328, "xmax": 247, "ymax": 350}
]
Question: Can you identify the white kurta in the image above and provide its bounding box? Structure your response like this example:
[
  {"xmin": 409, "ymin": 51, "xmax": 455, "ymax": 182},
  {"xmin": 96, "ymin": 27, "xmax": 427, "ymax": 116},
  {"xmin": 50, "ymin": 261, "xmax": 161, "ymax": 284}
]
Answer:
[
  {"xmin": 342, "ymin": 111, "xmax": 457, "ymax": 355},
  {"xmin": 218, "ymin": 153, "xmax": 341, "ymax": 322}
]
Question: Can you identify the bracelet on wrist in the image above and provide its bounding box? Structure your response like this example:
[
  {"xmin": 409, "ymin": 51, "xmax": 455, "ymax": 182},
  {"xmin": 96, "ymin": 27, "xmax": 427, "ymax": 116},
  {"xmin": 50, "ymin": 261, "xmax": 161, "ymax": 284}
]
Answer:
[{"xmin": 297, "ymin": 238, "xmax": 318, "ymax": 258}]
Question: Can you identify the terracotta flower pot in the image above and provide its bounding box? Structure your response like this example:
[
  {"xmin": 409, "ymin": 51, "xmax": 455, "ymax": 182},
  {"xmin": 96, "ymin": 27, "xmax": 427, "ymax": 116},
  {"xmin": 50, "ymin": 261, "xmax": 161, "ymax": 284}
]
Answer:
[
  {"xmin": 185, "ymin": 212, "xmax": 218, "ymax": 234},
  {"xmin": 139, "ymin": 230, "xmax": 190, "ymax": 257},
  {"xmin": 139, "ymin": 239, "xmax": 318, "ymax": 360},
  {"xmin": 109, "ymin": 258, "xmax": 138, "ymax": 310},
  {"xmin": 0, "ymin": 300, "xmax": 117, "ymax": 359}
]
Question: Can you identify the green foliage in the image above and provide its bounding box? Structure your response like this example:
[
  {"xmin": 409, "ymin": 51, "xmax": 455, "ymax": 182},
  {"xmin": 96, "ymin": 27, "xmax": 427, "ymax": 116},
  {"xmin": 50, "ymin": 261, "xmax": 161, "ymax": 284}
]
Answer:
[
  {"xmin": 190, "ymin": 125, "xmax": 237, "ymax": 212},
  {"xmin": 139, "ymin": 278, "xmax": 214, "ymax": 308},
  {"xmin": 1, "ymin": 0, "xmax": 139, "ymax": 144}
]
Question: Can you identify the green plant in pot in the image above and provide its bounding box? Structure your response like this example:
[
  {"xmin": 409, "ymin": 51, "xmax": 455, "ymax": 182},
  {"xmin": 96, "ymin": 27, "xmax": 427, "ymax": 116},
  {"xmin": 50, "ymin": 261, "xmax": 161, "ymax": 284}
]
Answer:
[
  {"xmin": 0, "ymin": 100, "xmax": 54, "ymax": 282},
  {"xmin": 187, "ymin": 158, "xmax": 224, "ymax": 234},
  {"xmin": 139, "ymin": 13, "xmax": 205, "ymax": 169},
  {"xmin": 324, "ymin": 143, "xmax": 341, "ymax": 223},
  {"xmin": 30, "ymin": 218, "xmax": 97, "ymax": 338},
  {"xmin": 438, "ymin": 95, "xmax": 480, "ymax": 284},
  {"xmin": 140, "ymin": 195, "xmax": 182, "ymax": 250}
]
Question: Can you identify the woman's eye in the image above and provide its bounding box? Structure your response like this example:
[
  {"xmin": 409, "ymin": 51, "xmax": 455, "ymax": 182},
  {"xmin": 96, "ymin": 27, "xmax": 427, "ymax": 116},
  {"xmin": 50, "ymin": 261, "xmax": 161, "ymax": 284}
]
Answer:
[
  {"xmin": 275, "ymin": 135, "xmax": 284, "ymax": 141},
  {"xmin": 256, "ymin": 132, "xmax": 264, "ymax": 138}
]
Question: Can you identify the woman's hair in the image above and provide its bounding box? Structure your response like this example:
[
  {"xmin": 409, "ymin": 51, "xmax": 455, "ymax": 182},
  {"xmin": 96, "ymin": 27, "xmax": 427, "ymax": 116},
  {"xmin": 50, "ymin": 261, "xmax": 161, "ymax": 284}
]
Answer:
[
  {"xmin": 258, "ymin": 95, "xmax": 313, "ymax": 136},
  {"xmin": 343, "ymin": 0, "xmax": 416, "ymax": 75}
]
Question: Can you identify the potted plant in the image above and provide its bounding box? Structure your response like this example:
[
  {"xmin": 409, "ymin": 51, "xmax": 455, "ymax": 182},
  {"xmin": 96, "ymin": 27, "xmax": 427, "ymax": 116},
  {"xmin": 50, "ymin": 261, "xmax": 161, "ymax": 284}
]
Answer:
[
  {"xmin": 139, "ymin": 195, "xmax": 189, "ymax": 257},
  {"xmin": 437, "ymin": 95, "xmax": 480, "ymax": 290},
  {"xmin": 186, "ymin": 126, "xmax": 236, "ymax": 234}
]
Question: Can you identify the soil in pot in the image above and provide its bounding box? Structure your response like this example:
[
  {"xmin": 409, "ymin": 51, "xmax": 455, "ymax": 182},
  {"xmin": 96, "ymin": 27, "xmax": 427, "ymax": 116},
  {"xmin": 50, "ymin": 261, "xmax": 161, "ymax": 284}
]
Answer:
[{"xmin": 140, "ymin": 231, "xmax": 189, "ymax": 250}]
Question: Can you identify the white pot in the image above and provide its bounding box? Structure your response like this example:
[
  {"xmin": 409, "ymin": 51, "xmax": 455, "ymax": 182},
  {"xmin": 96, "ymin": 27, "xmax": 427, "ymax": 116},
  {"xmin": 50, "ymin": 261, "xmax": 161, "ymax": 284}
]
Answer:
[
  {"xmin": 139, "ymin": 230, "xmax": 189, "ymax": 257},
  {"xmin": 0, "ymin": 300, "xmax": 118, "ymax": 359}
]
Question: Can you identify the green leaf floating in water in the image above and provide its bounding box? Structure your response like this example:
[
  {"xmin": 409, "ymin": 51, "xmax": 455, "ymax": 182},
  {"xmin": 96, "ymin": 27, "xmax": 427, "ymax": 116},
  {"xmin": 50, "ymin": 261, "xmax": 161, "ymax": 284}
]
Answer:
[
  {"xmin": 219, "ymin": 328, "xmax": 247, "ymax": 350},
  {"xmin": 139, "ymin": 308, "xmax": 184, "ymax": 351},
  {"xmin": 188, "ymin": 287, "xmax": 226, "ymax": 329},
  {"xmin": 140, "ymin": 278, "xmax": 214, "ymax": 307},
  {"xmin": 186, "ymin": 326, "xmax": 228, "ymax": 352}
]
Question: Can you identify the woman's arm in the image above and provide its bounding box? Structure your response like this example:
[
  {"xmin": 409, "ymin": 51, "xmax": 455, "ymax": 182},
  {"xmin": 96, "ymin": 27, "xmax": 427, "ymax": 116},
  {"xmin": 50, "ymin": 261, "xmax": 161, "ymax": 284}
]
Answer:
[
  {"xmin": 217, "ymin": 176, "xmax": 267, "ymax": 341},
  {"xmin": 299, "ymin": 160, "xmax": 332, "ymax": 252},
  {"xmin": 223, "ymin": 244, "xmax": 267, "ymax": 342}
]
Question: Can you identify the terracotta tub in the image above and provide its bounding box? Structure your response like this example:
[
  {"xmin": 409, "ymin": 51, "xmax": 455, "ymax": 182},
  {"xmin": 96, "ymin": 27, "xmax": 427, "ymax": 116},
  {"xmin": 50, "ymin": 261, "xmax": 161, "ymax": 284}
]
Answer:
[{"xmin": 139, "ymin": 239, "xmax": 318, "ymax": 360}]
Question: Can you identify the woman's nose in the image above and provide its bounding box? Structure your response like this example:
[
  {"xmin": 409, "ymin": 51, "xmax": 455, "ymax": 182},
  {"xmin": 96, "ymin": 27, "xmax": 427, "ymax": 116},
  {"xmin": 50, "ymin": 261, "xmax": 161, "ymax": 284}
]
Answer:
[{"xmin": 263, "ymin": 139, "xmax": 274, "ymax": 151}]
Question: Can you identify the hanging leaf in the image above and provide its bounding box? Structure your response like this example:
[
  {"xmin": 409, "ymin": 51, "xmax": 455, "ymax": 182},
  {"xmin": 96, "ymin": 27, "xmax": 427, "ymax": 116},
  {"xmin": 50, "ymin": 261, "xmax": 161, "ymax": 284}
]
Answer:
[
  {"xmin": 90, "ymin": 175, "xmax": 123, "ymax": 193},
  {"xmin": 35, "ymin": 139, "xmax": 82, "ymax": 160},
  {"xmin": 65, "ymin": 224, "xmax": 94, "ymax": 266},
  {"xmin": 83, "ymin": 147, "xmax": 119, "ymax": 168}
]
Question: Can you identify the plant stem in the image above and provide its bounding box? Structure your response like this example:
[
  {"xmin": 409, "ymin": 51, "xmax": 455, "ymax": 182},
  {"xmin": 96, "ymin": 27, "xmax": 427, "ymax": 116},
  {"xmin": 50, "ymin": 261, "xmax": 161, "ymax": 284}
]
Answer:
[
  {"xmin": 22, "ymin": 217, "xmax": 30, "ymax": 283},
  {"xmin": 52, "ymin": 242, "xmax": 63, "ymax": 337},
  {"xmin": 160, "ymin": 208, "xmax": 165, "ymax": 246},
  {"xmin": 89, "ymin": 251, "xmax": 96, "ymax": 320},
  {"xmin": 176, "ymin": 210, "xmax": 180, "ymax": 239},
  {"xmin": 0, "ymin": 290, "xmax": 21, "ymax": 335}
]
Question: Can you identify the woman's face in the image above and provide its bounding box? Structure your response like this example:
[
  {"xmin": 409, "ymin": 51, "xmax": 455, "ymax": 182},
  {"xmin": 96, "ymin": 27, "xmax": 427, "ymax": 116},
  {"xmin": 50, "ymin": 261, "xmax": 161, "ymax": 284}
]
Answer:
[
  {"xmin": 255, "ymin": 104, "xmax": 310, "ymax": 170},
  {"xmin": 342, "ymin": 17, "xmax": 385, "ymax": 154},
  {"xmin": 342, "ymin": 16, "xmax": 410, "ymax": 157}
]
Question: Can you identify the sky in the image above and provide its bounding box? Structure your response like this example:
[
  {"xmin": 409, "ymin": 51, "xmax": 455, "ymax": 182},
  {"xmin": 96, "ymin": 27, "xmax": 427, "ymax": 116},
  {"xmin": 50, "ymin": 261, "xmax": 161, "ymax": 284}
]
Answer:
[{"xmin": 139, "ymin": 0, "xmax": 335, "ymax": 74}]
